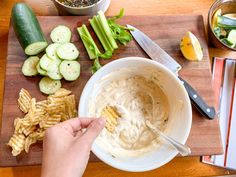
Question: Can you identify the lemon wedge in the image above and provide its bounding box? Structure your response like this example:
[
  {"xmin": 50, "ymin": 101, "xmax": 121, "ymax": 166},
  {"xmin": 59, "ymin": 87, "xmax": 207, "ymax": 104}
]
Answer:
[{"xmin": 180, "ymin": 31, "xmax": 203, "ymax": 61}]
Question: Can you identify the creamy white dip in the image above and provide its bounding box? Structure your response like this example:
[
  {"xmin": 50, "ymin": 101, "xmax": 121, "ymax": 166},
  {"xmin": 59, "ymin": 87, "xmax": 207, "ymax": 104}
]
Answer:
[{"xmin": 89, "ymin": 68, "xmax": 169, "ymax": 158}]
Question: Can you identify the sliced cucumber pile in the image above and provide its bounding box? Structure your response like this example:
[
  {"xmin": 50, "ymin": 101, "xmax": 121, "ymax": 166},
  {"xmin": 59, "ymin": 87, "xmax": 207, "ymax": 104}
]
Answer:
[
  {"xmin": 19, "ymin": 23, "xmax": 81, "ymax": 95},
  {"xmin": 22, "ymin": 56, "xmax": 39, "ymax": 76},
  {"xmin": 39, "ymin": 77, "xmax": 61, "ymax": 95}
]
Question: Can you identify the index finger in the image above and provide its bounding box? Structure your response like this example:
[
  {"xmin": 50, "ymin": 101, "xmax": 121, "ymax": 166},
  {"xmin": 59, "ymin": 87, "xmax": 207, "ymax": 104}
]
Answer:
[{"xmin": 57, "ymin": 117, "xmax": 97, "ymax": 134}]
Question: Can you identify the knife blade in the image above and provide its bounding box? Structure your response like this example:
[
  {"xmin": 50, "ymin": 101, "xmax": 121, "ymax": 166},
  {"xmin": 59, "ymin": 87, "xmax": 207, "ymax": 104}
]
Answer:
[{"xmin": 127, "ymin": 24, "xmax": 216, "ymax": 119}]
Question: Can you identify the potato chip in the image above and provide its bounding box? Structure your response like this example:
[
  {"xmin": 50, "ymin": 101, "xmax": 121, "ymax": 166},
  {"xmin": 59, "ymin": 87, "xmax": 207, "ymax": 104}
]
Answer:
[
  {"xmin": 18, "ymin": 88, "xmax": 32, "ymax": 113},
  {"xmin": 8, "ymin": 88, "xmax": 77, "ymax": 156},
  {"xmin": 33, "ymin": 129, "xmax": 45, "ymax": 141},
  {"xmin": 24, "ymin": 136, "xmax": 37, "ymax": 153},
  {"xmin": 64, "ymin": 95, "xmax": 77, "ymax": 118},
  {"xmin": 22, "ymin": 125, "xmax": 37, "ymax": 136},
  {"xmin": 46, "ymin": 102, "xmax": 66, "ymax": 116},
  {"xmin": 40, "ymin": 114, "xmax": 61, "ymax": 129},
  {"xmin": 50, "ymin": 88, "xmax": 71, "ymax": 98},
  {"xmin": 101, "ymin": 106, "xmax": 121, "ymax": 133},
  {"xmin": 7, "ymin": 133, "xmax": 26, "ymax": 156}
]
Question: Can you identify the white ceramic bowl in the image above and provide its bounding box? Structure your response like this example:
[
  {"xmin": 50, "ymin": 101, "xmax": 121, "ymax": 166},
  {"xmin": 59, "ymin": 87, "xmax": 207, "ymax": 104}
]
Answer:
[
  {"xmin": 79, "ymin": 57, "xmax": 192, "ymax": 172},
  {"xmin": 53, "ymin": 0, "xmax": 111, "ymax": 15}
]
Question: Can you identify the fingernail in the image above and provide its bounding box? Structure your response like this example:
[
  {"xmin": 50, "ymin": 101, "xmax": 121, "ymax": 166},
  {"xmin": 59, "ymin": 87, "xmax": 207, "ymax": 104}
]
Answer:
[{"xmin": 98, "ymin": 118, "xmax": 106, "ymax": 126}]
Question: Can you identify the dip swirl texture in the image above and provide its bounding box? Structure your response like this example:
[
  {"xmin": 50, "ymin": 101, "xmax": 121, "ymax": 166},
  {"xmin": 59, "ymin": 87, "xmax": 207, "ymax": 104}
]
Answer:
[{"xmin": 89, "ymin": 69, "xmax": 169, "ymax": 158}]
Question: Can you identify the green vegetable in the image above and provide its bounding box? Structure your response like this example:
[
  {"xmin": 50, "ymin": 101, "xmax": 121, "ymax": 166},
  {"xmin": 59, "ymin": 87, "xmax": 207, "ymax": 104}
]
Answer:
[
  {"xmin": 36, "ymin": 62, "xmax": 47, "ymax": 76},
  {"xmin": 11, "ymin": 3, "xmax": 48, "ymax": 55},
  {"xmin": 220, "ymin": 38, "xmax": 233, "ymax": 46},
  {"xmin": 77, "ymin": 25, "xmax": 101, "ymax": 59},
  {"xmin": 59, "ymin": 60, "xmax": 80, "ymax": 81},
  {"xmin": 21, "ymin": 56, "xmax": 39, "ymax": 76},
  {"xmin": 46, "ymin": 43, "xmax": 61, "ymax": 60},
  {"xmin": 79, "ymin": 9, "xmax": 132, "ymax": 73},
  {"xmin": 39, "ymin": 77, "xmax": 61, "ymax": 95},
  {"xmin": 50, "ymin": 25, "xmax": 72, "ymax": 43},
  {"xmin": 92, "ymin": 58, "xmax": 102, "ymax": 74},
  {"xmin": 56, "ymin": 43, "xmax": 79, "ymax": 60},
  {"xmin": 218, "ymin": 15, "xmax": 236, "ymax": 29},
  {"xmin": 107, "ymin": 8, "xmax": 133, "ymax": 45},
  {"xmin": 39, "ymin": 54, "xmax": 54, "ymax": 71},
  {"xmin": 89, "ymin": 16, "xmax": 114, "ymax": 52},
  {"xmin": 97, "ymin": 11, "xmax": 118, "ymax": 49},
  {"xmin": 227, "ymin": 29, "xmax": 236, "ymax": 46},
  {"xmin": 213, "ymin": 27, "xmax": 227, "ymax": 38}
]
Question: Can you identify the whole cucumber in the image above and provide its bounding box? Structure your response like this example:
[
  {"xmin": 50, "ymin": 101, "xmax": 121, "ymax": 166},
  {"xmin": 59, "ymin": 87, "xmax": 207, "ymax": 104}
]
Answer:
[{"xmin": 11, "ymin": 3, "xmax": 48, "ymax": 55}]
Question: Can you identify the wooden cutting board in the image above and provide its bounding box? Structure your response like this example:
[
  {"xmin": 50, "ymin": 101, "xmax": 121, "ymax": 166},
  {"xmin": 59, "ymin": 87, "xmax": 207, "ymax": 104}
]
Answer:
[{"xmin": 0, "ymin": 15, "xmax": 222, "ymax": 166}]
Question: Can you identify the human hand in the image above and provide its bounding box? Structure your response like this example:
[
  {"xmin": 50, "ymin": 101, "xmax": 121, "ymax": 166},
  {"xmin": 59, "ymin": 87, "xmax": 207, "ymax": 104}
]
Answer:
[{"xmin": 41, "ymin": 117, "xmax": 105, "ymax": 177}]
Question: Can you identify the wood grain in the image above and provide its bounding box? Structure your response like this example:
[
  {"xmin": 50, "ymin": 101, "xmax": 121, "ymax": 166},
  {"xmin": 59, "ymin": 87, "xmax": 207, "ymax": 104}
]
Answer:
[
  {"xmin": 0, "ymin": 157, "xmax": 234, "ymax": 177},
  {"xmin": 0, "ymin": 15, "xmax": 222, "ymax": 167}
]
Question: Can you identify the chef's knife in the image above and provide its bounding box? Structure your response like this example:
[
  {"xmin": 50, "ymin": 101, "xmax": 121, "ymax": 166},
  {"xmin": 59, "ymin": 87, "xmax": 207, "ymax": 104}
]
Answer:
[{"xmin": 127, "ymin": 24, "xmax": 216, "ymax": 119}]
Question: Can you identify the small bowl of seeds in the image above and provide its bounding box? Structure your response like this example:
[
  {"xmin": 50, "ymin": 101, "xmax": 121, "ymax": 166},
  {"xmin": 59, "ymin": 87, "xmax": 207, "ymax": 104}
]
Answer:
[{"xmin": 53, "ymin": 0, "xmax": 111, "ymax": 15}]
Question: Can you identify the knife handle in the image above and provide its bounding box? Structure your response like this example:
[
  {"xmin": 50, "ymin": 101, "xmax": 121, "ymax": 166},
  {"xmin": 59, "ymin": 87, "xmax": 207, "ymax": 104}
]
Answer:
[{"xmin": 178, "ymin": 77, "xmax": 216, "ymax": 119}]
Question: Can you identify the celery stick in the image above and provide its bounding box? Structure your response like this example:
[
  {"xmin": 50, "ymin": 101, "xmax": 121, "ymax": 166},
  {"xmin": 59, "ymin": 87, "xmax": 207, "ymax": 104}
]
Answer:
[
  {"xmin": 77, "ymin": 25, "xmax": 100, "ymax": 59},
  {"xmin": 89, "ymin": 17, "xmax": 114, "ymax": 52},
  {"xmin": 97, "ymin": 11, "xmax": 118, "ymax": 49},
  {"xmin": 81, "ymin": 24, "xmax": 101, "ymax": 55}
]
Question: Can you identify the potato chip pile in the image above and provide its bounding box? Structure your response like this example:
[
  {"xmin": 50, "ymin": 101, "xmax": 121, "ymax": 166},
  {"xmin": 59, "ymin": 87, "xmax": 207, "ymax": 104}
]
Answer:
[{"xmin": 7, "ymin": 88, "xmax": 77, "ymax": 156}]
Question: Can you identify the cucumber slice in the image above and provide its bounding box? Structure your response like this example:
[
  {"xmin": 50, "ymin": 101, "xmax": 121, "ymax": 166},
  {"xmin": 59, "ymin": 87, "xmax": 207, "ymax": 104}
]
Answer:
[
  {"xmin": 59, "ymin": 60, "xmax": 80, "ymax": 81},
  {"xmin": 46, "ymin": 43, "xmax": 61, "ymax": 60},
  {"xmin": 218, "ymin": 15, "xmax": 236, "ymax": 29},
  {"xmin": 50, "ymin": 25, "xmax": 71, "ymax": 43},
  {"xmin": 56, "ymin": 43, "xmax": 79, "ymax": 60},
  {"xmin": 39, "ymin": 54, "xmax": 54, "ymax": 71},
  {"xmin": 47, "ymin": 64, "xmax": 63, "ymax": 80},
  {"xmin": 227, "ymin": 30, "xmax": 236, "ymax": 45},
  {"xmin": 39, "ymin": 77, "xmax": 61, "ymax": 95},
  {"xmin": 36, "ymin": 62, "xmax": 47, "ymax": 76},
  {"xmin": 21, "ymin": 56, "xmax": 39, "ymax": 76},
  {"xmin": 221, "ymin": 38, "xmax": 233, "ymax": 46}
]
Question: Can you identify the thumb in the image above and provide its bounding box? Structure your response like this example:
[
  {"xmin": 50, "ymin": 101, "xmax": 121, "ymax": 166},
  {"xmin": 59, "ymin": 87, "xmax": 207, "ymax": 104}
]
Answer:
[{"xmin": 81, "ymin": 118, "xmax": 106, "ymax": 145}]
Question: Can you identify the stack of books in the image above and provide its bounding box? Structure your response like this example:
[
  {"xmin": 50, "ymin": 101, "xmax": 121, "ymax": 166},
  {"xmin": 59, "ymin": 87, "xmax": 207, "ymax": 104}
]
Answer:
[{"xmin": 202, "ymin": 58, "xmax": 236, "ymax": 170}]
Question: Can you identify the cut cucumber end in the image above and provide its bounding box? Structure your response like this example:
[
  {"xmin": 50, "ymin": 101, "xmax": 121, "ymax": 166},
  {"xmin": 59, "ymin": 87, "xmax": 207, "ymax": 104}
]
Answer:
[
  {"xmin": 39, "ymin": 77, "xmax": 61, "ymax": 95},
  {"xmin": 24, "ymin": 42, "xmax": 48, "ymax": 56}
]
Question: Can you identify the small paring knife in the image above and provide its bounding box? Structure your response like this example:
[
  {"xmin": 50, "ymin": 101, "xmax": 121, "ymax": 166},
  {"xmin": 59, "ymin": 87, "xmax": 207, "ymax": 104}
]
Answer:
[{"xmin": 127, "ymin": 24, "xmax": 216, "ymax": 119}]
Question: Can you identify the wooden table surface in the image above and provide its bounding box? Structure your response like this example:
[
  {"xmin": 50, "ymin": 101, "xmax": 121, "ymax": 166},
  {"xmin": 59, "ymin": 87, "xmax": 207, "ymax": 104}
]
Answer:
[{"xmin": 0, "ymin": 0, "xmax": 236, "ymax": 176}]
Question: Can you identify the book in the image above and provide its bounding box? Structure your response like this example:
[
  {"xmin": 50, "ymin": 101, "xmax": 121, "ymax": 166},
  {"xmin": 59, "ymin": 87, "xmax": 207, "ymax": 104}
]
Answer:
[
  {"xmin": 202, "ymin": 58, "xmax": 236, "ymax": 170},
  {"xmin": 212, "ymin": 57, "xmax": 225, "ymax": 108}
]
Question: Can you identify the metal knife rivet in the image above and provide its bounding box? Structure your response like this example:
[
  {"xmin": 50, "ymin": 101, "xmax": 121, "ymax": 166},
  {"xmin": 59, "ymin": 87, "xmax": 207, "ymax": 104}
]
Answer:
[
  {"xmin": 206, "ymin": 108, "xmax": 210, "ymax": 113},
  {"xmin": 193, "ymin": 94, "xmax": 197, "ymax": 99}
]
